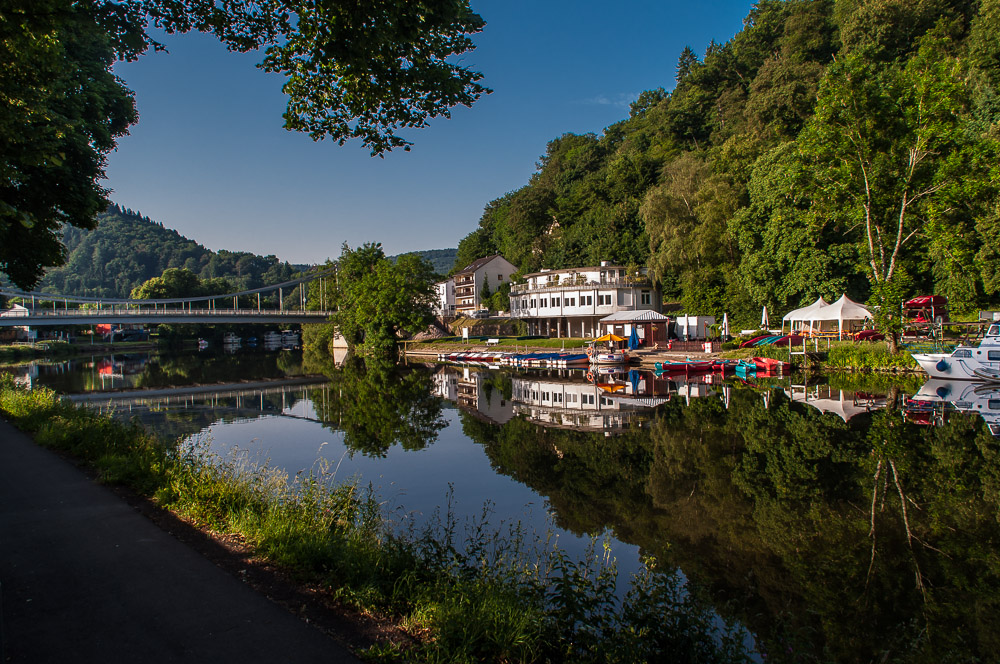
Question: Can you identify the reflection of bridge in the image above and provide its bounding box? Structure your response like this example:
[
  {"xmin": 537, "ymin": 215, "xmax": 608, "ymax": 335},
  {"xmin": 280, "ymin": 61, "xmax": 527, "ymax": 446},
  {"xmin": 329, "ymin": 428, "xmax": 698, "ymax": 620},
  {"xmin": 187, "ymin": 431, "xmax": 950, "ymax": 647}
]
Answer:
[
  {"xmin": 0, "ymin": 268, "xmax": 336, "ymax": 327},
  {"xmin": 67, "ymin": 377, "xmax": 334, "ymax": 424}
]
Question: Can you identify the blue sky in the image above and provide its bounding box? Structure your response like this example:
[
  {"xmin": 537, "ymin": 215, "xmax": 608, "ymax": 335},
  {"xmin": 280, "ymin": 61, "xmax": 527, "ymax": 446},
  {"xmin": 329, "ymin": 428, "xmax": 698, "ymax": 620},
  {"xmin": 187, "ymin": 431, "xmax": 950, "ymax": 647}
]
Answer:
[{"xmin": 106, "ymin": 1, "xmax": 755, "ymax": 265}]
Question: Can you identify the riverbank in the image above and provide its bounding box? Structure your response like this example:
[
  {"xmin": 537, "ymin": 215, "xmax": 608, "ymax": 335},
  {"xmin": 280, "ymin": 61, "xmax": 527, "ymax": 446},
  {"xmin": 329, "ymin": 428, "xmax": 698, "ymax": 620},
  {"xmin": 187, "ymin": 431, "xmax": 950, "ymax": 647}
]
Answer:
[
  {"xmin": 0, "ymin": 377, "xmax": 753, "ymax": 663},
  {"xmin": 402, "ymin": 338, "xmax": 924, "ymax": 374}
]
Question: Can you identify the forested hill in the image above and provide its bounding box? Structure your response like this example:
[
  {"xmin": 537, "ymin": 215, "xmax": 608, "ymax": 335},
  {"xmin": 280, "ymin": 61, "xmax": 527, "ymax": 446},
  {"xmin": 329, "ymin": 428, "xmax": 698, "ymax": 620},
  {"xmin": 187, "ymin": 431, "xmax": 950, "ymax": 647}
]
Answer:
[
  {"xmin": 39, "ymin": 205, "xmax": 306, "ymax": 298},
  {"xmin": 391, "ymin": 248, "xmax": 457, "ymax": 275},
  {"xmin": 453, "ymin": 0, "xmax": 1000, "ymax": 325}
]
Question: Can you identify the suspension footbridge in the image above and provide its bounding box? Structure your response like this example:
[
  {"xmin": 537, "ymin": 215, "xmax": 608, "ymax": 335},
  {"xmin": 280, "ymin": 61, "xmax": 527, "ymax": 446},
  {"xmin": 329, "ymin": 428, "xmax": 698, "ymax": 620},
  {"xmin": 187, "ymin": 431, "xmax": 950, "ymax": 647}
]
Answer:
[{"xmin": 0, "ymin": 269, "xmax": 337, "ymax": 327}]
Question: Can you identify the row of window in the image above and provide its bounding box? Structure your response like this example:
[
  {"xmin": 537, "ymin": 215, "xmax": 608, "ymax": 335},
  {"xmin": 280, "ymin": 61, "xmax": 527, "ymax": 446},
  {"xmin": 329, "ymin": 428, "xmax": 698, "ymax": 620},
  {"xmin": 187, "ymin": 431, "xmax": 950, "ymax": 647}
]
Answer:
[
  {"xmin": 514, "ymin": 291, "xmax": 651, "ymax": 310},
  {"xmin": 954, "ymin": 350, "xmax": 1000, "ymax": 360},
  {"xmin": 514, "ymin": 390, "xmax": 602, "ymax": 406}
]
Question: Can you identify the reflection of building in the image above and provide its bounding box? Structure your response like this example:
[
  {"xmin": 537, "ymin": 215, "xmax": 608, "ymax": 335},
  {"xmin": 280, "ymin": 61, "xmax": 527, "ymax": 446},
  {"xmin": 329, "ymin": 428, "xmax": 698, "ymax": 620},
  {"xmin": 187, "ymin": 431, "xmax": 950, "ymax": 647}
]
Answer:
[
  {"xmin": 433, "ymin": 366, "xmax": 733, "ymax": 433},
  {"xmin": 433, "ymin": 367, "xmax": 515, "ymax": 425},
  {"xmin": 785, "ymin": 383, "xmax": 883, "ymax": 422}
]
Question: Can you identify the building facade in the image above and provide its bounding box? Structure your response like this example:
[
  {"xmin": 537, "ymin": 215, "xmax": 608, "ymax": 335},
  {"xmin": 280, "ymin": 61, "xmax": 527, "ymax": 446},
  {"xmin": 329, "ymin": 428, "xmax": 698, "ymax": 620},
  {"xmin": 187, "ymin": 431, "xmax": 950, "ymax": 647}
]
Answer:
[
  {"xmin": 451, "ymin": 255, "xmax": 517, "ymax": 315},
  {"xmin": 433, "ymin": 279, "xmax": 457, "ymax": 318},
  {"xmin": 509, "ymin": 262, "xmax": 661, "ymax": 337}
]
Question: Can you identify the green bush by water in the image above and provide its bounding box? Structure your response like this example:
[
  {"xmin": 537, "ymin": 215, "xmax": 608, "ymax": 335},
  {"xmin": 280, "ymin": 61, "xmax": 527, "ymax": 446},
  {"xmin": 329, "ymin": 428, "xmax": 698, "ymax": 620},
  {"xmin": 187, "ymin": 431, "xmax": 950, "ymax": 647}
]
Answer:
[
  {"xmin": 0, "ymin": 376, "xmax": 753, "ymax": 663},
  {"xmin": 825, "ymin": 341, "xmax": 918, "ymax": 371}
]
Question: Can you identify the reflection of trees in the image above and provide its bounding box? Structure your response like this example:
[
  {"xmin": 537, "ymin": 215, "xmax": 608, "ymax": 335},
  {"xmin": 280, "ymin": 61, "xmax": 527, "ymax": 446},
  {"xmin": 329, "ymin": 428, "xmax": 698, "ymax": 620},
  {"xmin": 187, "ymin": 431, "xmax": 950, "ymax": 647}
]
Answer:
[
  {"xmin": 133, "ymin": 351, "xmax": 300, "ymax": 388},
  {"xmin": 461, "ymin": 384, "xmax": 1000, "ymax": 663},
  {"xmin": 308, "ymin": 358, "xmax": 445, "ymax": 457}
]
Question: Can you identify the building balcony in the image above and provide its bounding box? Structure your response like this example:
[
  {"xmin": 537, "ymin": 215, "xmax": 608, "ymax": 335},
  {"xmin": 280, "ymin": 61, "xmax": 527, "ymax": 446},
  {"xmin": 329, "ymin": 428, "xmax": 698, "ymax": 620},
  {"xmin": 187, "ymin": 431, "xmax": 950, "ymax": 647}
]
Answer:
[{"xmin": 510, "ymin": 277, "xmax": 652, "ymax": 295}]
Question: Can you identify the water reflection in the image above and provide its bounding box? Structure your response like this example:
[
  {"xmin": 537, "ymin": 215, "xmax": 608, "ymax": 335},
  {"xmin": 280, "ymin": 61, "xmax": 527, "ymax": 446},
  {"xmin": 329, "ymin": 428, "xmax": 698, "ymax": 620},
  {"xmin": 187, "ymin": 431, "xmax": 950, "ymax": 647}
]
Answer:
[{"xmin": 9, "ymin": 347, "xmax": 1000, "ymax": 661}]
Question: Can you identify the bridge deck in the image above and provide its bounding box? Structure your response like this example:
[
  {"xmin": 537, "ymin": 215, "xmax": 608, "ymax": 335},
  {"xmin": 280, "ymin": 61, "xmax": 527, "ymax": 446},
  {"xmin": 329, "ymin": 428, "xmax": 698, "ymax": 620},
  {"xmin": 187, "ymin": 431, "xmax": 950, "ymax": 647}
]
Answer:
[{"xmin": 0, "ymin": 309, "xmax": 333, "ymax": 327}]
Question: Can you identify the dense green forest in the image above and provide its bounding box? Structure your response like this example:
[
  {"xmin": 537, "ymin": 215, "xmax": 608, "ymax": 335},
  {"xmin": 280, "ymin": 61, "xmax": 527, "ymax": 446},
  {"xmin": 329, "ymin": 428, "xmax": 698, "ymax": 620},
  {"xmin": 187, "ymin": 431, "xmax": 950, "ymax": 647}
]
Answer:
[
  {"xmin": 454, "ymin": 0, "xmax": 1000, "ymax": 326},
  {"xmin": 35, "ymin": 205, "xmax": 303, "ymax": 298},
  {"xmin": 21, "ymin": 205, "xmax": 456, "ymax": 298}
]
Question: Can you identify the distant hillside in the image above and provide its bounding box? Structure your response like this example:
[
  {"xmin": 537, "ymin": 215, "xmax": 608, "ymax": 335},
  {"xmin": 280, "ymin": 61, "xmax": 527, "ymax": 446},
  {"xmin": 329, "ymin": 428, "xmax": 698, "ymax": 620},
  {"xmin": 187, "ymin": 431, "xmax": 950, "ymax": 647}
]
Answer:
[
  {"xmin": 392, "ymin": 248, "xmax": 457, "ymax": 275},
  {"xmin": 39, "ymin": 205, "xmax": 305, "ymax": 298}
]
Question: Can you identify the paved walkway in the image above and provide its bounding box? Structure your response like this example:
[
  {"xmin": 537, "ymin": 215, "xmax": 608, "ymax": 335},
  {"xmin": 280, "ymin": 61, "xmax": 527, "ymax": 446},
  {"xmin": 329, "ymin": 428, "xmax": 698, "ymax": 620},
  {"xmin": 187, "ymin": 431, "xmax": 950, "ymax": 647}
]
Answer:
[{"xmin": 0, "ymin": 418, "xmax": 358, "ymax": 664}]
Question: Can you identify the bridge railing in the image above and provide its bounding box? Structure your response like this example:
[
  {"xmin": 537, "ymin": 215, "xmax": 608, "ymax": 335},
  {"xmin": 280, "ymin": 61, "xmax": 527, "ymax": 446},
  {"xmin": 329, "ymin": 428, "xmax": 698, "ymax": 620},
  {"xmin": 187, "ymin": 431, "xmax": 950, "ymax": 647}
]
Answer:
[{"xmin": 1, "ymin": 307, "xmax": 333, "ymax": 319}]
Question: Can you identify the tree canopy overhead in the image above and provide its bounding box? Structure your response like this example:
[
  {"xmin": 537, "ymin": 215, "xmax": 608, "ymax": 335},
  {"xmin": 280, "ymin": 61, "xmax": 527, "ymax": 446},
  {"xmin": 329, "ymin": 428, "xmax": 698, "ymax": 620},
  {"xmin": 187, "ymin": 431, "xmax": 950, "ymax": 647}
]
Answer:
[{"xmin": 0, "ymin": 0, "xmax": 488, "ymax": 290}]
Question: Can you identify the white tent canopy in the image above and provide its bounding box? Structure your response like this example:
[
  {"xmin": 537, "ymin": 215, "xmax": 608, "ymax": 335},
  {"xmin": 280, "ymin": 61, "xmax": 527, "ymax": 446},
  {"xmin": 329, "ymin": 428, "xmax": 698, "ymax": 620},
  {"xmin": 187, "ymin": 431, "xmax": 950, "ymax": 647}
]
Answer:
[
  {"xmin": 782, "ymin": 297, "xmax": 830, "ymax": 331},
  {"xmin": 782, "ymin": 294, "xmax": 872, "ymax": 339}
]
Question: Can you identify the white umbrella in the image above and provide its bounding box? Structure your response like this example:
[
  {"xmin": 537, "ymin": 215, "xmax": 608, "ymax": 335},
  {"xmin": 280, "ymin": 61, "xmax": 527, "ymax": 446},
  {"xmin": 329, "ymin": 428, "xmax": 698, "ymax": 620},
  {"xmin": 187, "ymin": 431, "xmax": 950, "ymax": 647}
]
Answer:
[{"xmin": 761, "ymin": 306, "xmax": 769, "ymax": 330}]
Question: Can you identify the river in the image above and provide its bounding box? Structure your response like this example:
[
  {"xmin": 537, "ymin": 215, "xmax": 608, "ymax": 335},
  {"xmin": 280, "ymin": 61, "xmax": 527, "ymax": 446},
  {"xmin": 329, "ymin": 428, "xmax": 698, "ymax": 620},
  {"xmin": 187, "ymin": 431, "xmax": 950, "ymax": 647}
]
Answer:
[{"xmin": 4, "ymin": 346, "xmax": 1000, "ymax": 663}]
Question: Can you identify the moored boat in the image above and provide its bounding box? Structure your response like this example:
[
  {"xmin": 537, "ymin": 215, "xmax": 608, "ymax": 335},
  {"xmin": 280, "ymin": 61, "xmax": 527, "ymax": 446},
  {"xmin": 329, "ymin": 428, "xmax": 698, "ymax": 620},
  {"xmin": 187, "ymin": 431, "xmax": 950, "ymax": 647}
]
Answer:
[{"xmin": 911, "ymin": 323, "xmax": 1000, "ymax": 380}]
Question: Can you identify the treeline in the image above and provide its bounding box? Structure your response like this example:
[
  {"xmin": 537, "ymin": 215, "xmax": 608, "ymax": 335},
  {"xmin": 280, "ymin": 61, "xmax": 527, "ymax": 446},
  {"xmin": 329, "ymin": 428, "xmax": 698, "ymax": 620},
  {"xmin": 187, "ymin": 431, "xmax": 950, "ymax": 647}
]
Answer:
[
  {"xmin": 38, "ymin": 205, "xmax": 303, "ymax": 298},
  {"xmin": 454, "ymin": 0, "xmax": 1000, "ymax": 325}
]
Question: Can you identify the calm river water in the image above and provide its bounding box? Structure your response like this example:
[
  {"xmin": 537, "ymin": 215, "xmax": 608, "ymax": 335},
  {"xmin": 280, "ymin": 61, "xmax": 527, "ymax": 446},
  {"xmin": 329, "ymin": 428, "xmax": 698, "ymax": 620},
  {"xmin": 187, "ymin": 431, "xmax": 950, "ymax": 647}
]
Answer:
[{"xmin": 5, "ymin": 347, "xmax": 1000, "ymax": 662}]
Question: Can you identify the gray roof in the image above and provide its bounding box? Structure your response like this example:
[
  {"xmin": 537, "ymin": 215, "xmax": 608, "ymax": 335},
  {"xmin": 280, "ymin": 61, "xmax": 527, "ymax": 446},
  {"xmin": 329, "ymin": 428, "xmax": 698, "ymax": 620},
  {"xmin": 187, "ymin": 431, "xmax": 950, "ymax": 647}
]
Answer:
[
  {"xmin": 599, "ymin": 309, "xmax": 668, "ymax": 323},
  {"xmin": 454, "ymin": 254, "xmax": 507, "ymax": 275}
]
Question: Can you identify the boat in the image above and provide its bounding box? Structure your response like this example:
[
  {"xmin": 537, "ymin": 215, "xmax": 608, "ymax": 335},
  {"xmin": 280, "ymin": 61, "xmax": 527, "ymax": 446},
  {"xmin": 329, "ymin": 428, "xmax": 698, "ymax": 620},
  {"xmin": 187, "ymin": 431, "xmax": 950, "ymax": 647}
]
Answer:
[
  {"xmin": 911, "ymin": 323, "xmax": 1000, "ymax": 380},
  {"xmin": 587, "ymin": 334, "xmax": 632, "ymax": 365},
  {"xmin": 751, "ymin": 357, "xmax": 790, "ymax": 374},
  {"xmin": 222, "ymin": 332, "xmax": 240, "ymax": 346},
  {"xmin": 654, "ymin": 360, "xmax": 713, "ymax": 374},
  {"xmin": 589, "ymin": 350, "xmax": 630, "ymax": 364}
]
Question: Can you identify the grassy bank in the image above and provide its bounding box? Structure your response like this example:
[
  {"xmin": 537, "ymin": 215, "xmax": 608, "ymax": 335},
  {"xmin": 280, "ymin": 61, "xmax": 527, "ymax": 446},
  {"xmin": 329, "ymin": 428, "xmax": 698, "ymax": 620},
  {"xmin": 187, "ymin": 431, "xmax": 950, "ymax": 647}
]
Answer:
[
  {"xmin": 0, "ymin": 377, "xmax": 752, "ymax": 663},
  {"xmin": 722, "ymin": 340, "xmax": 920, "ymax": 373}
]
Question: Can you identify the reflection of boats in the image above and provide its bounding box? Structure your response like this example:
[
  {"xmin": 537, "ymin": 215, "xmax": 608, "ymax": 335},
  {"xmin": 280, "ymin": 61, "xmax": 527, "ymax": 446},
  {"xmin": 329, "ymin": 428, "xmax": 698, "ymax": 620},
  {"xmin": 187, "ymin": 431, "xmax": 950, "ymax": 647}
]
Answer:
[
  {"xmin": 654, "ymin": 360, "xmax": 713, "ymax": 375},
  {"xmin": 222, "ymin": 333, "xmax": 240, "ymax": 346},
  {"xmin": 911, "ymin": 323, "xmax": 1000, "ymax": 380},
  {"xmin": 735, "ymin": 357, "xmax": 791, "ymax": 378},
  {"xmin": 197, "ymin": 339, "xmax": 209, "ymax": 350},
  {"xmin": 281, "ymin": 330, "xmax": 300, "ymax": 348},
  {"xmin": 906, "ymin": 379, "xmax": 1000, "ymax": 435}
]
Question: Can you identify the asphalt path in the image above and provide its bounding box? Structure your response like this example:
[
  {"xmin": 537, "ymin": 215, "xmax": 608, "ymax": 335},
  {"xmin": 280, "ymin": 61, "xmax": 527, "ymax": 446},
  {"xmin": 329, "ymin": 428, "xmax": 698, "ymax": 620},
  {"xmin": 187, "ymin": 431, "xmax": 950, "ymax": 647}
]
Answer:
[{"xmin": 0, "ymin": 418, "xmax": 359, "ymax": 663}]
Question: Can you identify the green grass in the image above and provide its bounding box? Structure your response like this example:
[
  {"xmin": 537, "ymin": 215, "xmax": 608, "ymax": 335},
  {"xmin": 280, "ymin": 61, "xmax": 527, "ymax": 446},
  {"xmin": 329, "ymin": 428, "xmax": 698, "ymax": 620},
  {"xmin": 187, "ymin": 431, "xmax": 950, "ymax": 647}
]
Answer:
[
  {"xmin": 825, "ymin": 340, "xmax": 918, "ymax": 371},
  {"xmin": 0, "ymin": 376, "xmax": 752, "ymax": 664}
]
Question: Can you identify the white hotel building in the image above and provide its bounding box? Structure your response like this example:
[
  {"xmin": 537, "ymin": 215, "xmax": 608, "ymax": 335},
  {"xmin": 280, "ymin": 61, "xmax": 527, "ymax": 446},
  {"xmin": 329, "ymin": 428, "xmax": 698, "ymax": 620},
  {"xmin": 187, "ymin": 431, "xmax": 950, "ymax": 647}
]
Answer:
[{"xmin": 509, "ymin": 262, "xmax": 661, "ymax": 338}]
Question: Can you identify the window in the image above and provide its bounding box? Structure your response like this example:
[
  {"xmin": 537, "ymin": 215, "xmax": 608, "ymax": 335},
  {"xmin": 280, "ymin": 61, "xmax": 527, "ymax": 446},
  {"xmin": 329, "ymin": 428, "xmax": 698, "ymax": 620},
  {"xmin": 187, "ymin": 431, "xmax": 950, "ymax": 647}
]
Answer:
[
  {"xmin": 530, "ymin": 299, "xmax": 536, "ymax": 308},
  {"xmin": 641, "ymin": 291, "xmax": 651, "ymax": 305},
  {"xmin": 555, "ymin": 393, "xmax": 562, "ymax": 403},
  {"xmin": 990, "ymin": 400, "xmax": 1000, "ymax": 410},
  {"xmin": 567, "ymin": 298, "xmax": 575, "ymax": 307},
  {"xmin": 599, "ymin": 294, "xmax": 613, "ymax": 306},
  {"xmin": 954, "ymin": 349, "xmax": 973, "ymax": 358},
  {"xmin": 498, "ymin": 274, "xmax": 503, "ymax": 281},
  {"xmin": 553, "ymin": 297, "xmax": 560, "ymax": 307},
  {"xmin": 989, "ymin": 351, "xmax": 1000, "ymax": 361},
  {"xmin": 584, "ymin": 295, "xmax": 593, "ymax": 306},
  {"xmin": 541, "ymin": 298, "xmax": 547, "ymax": 307}
]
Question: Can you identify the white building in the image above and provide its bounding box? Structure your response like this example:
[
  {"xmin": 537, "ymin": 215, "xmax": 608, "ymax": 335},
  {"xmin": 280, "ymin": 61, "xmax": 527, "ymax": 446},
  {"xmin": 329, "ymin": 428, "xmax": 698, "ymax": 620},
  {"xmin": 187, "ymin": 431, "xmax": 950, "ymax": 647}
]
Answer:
[
  {"xmin": 433, "ymin": 279, "xmax": 457, "ymax": 318},
  {"xmin": 452, "ymin": 255, "xmax": 517, "ymax": 315},
  {"xmin": 509, "ymin": 262, "xmax": 661, "ymax": 337}
]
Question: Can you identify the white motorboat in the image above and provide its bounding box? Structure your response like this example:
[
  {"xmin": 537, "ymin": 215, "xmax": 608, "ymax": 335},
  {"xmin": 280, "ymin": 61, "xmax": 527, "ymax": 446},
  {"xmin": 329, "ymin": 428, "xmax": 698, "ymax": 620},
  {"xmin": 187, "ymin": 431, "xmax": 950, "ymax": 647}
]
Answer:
[{"xmin": 911, "ymin": 323, "xmax": 1000, "ymax": 380}]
